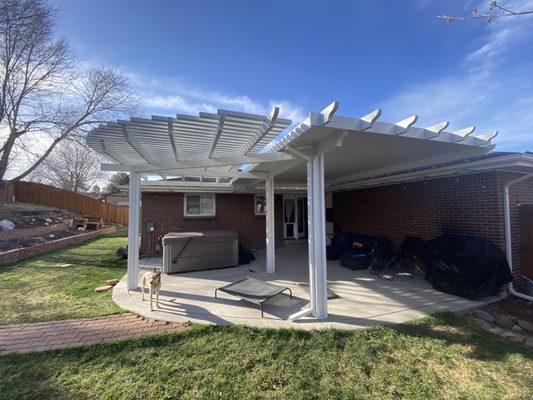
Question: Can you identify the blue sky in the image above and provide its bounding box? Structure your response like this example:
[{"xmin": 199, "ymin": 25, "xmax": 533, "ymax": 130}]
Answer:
[{"xmin": 55, "ymin": 0, "xmax": 533, "ymax": 151}]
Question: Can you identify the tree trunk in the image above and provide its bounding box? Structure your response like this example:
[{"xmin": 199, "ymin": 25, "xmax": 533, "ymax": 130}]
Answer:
[{"xmin": 0, "ymin": 181, "xmax": 6, "ymax": 211}]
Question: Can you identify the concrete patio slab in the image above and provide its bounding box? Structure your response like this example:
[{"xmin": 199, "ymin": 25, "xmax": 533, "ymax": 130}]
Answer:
[{"xmin": 113, "ymin": 244, "xmax": 498, "ymax": 330}]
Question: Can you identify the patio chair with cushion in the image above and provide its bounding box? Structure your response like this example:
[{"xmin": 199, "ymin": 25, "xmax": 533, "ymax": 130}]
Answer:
[{"xmin": 327, "ymin": 233, "xmax": 391, "ymax": 270}]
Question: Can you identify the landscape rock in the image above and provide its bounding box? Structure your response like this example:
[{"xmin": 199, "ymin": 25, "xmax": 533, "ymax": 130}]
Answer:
[
  {"xmin": 494, "ymin": 315, "xmax": 515, "ymax": 329},
  {"xmin": 511, "ymin": 324, "xmax": 523, "ymax": 332},
  {"xmin": 526, "ymin": 337, "xmax": 533, "ymax": 347},
  {"xmin": 474, "ymin": 309, "xmax": 495, "ymax": 323},
  {"xmin": 0, "ymin": 219, "xmax": 15, "ymax": 230},
  {"xmin": 517, "ymin": 319, "xmax": 533, "ymax": 333},
  {"xmin": 44, "ymin": 218, "xmax": 52, "ymax": 223},
  {"xmin": 94, "ymin": 285, "xmax": 113, "ymax": 292},
  {"xmin": 106, "ymin": 279, "xmax": 120, "ymax": 286}
]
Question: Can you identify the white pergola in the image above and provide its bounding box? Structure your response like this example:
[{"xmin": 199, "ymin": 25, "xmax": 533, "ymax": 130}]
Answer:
[{"xmin": 87, "ymin": 101, "xmax": 497, "ymax": 321}]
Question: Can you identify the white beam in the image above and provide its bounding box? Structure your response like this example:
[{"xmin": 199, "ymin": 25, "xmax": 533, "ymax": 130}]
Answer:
[
  {"xmin": 314, "ymin": 130, "xmax": 349, "ymax": 155},
  {"xmin": 475, "ymin": 131, "xmax": 498, "ymax": 142},
  {"xmin": 243, "ymin": 106, "xmax": 280, "ymax": 154},
  {"xmin": 122, "ymin": 125, "xmax": 157, "ymax": 164},
  {"xmin": 426, "ymin": 121, "xmax": 449, "ymax": 134},
  {"xmin": 453, "ymin": 126, "xmax": 475, "ymax": 138},
  {"xmin": 208, "ymin": 115, "xmax": 225, "ymax": 158},
  {"xmin": 127, "ymin": 172, "xmax": 141, "ymax": 291},
  {"xmin": 310, "ymin": 101, "xmax": 339, "ymax": 126},
  {"xmin": 390, "ymin": 115, "xmax": 418, "ymax": 135},
  {"xmin": 140, "ymin": 167, "xmax": 267, "ymax": 179},
  {"xmin": 265, "ymin": 173, "xmax": 275, "ymax": 273},
  {"xmin": 100, "ymin": 140, "xmax": 127, "ymax": 164},
  {"xmin": 101, "ymin": 152, "xmax": 295, "ymax": 173},
  {"xmin": 167, "ymin": 118, "xmax": 179, "ymax": 161}
]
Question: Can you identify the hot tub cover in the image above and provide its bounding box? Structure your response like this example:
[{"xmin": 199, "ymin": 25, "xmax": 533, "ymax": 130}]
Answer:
[
  {"xmin": 424, "ymin": 234, "xmax": 512, "ymax": 299},
  {"xmin": 162, "ymin": 229, "xmax": 238, "ymax": 243}
]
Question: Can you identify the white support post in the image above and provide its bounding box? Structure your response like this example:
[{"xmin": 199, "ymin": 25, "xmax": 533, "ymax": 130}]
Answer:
[
  {"xmin": 127, "ymin": 172, "xmax": 141, "ymax": 291},
  {"xmin": 308, "ymin": 153, "xmax": 328, "ymax": 319},
  {"xmin": 265, "ymin": 173, "xmax": 276, "ymax": 273},
  {"xmin": 289, "ymin": 152, "xmax": 328, "ymax": 322}
]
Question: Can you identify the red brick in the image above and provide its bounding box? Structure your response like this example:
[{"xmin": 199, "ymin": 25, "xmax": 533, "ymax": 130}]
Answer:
[{"xmin": 141, "ymin": 192, "xmax": 284, "ymax": 254}]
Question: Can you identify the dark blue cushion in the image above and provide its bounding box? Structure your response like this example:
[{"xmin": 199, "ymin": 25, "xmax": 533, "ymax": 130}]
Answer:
[{"xmin": 340, "ymin": 248, "xmax": 370, "ymax": 258}]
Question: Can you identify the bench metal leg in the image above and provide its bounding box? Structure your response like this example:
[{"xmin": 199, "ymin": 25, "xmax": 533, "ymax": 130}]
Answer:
[
  {"xmin": 214, "ymin": 288, "xmax": 218, "ymax": 298},
  {"xmin": 260, "ymin": 303, "xmax": 264, "ymax": 318}
]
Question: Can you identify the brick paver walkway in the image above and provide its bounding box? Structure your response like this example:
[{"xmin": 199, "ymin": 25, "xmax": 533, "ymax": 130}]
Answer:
[{"xmin": 0, "ymin": 314, "xmax": 185, "ymax": 356}]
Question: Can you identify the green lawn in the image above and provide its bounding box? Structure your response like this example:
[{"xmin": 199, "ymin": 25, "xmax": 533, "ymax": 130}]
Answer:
[
  {"xmin": 0, "ymin": 231, "xmax": 128, "ymax": 325},
  {"xmin": 0, "ymin": 313, "xmax": 531, "ymax": 400},
  {"xmin": 0, "ymin": 233, "xmax": 532, "ymax": 399}
]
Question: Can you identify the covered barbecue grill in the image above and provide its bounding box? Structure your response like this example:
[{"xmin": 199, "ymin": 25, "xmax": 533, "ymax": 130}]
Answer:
[{"xmin": 162, "ymin": 229, "xmax": 239, "ymax": 273}]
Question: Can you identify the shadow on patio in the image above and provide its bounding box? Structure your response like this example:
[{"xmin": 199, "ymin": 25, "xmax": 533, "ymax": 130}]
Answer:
[{"xmin": 112, "ymin": 244, "xmax": 497, "ymax": 330}]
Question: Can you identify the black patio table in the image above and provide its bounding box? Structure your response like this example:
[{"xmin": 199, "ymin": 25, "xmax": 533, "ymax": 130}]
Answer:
[{"xmin": 214, "ymin": 277, "xmax": 293, "ymax": 318}]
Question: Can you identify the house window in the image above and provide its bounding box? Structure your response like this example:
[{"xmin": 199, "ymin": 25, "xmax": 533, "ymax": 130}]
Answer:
[
  {"xmin": 254, "ymin": 194, "xmax": 266, "ymax": 215},
  {"xmin": 184, "ymin": 194, "xmax": 216, "ymax": 217}
]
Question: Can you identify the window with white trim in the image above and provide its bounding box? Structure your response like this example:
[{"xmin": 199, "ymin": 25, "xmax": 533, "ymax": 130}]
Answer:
[
  {"xmin": 184, "ymin": 194, "xmax": 216, "ymax": 217},
  {"xmin": 254, "ymin": 194, "xmax": 266, "ymax": 215}
]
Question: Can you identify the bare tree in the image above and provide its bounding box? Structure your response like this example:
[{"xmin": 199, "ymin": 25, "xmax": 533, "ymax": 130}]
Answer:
[
  {"xmin": 29, "ymin": 139, "xmax": 104, "ymax": 193},
  {"xmin": 438, "ymin": 1, "xmax": 533, "ymax": 22},
  {"xmin": 0, "ymin": 0, "xmax": 136, "ymax": 207}
]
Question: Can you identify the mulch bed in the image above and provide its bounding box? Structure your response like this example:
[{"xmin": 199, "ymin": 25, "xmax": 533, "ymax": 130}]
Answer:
[
  {"xmin": 483, "ymin": 295, "xmax": 533, "ymax": 324},
  {"xmin": 0, "ymin": 230, "xmax": 80, "ymax": 252}
]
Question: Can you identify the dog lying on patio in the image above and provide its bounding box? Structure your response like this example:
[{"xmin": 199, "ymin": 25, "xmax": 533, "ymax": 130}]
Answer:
[{"xmin": 141, "ymin": 268, "xmax": 162, "ymax": 311}]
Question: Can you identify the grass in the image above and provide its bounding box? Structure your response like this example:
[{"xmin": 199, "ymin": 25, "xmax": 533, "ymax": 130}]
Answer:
[
  {"xmin": 0, "ymin": 234, "xmax": 531, "ymax": 399},
  {"xmin": 0, "ymin": 313, "xmax": 531, "ymax": 400},
  {"xmin": 0, "ymin": 231, "xmax": 128, "ymax": 325}
]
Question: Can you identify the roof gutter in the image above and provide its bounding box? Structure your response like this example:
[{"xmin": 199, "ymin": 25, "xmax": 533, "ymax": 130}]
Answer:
[{"xmin": 503, "ymin": 171, "xmax": 533, "ymax": 301}]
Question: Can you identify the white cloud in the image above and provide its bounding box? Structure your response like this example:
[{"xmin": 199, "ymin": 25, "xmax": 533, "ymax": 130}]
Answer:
[
  {"xmin": 379, "ymin": 0, "xmax": 533, "ymax": 151},
  {"xmin": 127, "ymin": 72, "xmax": 306, "ymax": 123}
]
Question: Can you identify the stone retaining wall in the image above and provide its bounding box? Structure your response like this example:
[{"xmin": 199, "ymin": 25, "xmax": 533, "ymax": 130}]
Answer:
[
  {"xmin": 0, "ymin": 226, "xmax": 117, "ymax": 265},
  {"xmin": 0, "ymin": 223, "xmax": 68, "ymax": 241}
]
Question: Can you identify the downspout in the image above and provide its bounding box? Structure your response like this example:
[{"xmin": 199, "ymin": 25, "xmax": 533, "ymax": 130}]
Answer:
[{"xmin": 503, "ymin": 172, "xmax": 533, "ymax": 301}]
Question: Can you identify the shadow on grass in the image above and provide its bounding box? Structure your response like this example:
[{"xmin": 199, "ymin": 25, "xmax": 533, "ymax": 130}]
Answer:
[
  {"xmin": 391, "ymin": 312, "xmax": 533, "ymax": 362},
  {"xmin": 1, "ymin": 314, "xmax": 531, "ymax": 399}
]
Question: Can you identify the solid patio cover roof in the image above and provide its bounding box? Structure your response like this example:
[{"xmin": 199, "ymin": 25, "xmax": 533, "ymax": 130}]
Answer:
[{"xmin": 86, "ymin": 101, "xmax": 498, "ymax": 187}]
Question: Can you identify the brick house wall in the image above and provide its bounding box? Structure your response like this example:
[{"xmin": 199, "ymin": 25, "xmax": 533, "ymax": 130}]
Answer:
[
  {"xmin": 141, "ymin": 192, "xmax": 284, "ymax": 255},
  {"xmin": 140, "ymin": 170, "xmax": 533, "ymax": 279},
  {"xmin": 332, "ymin": 171, "xmax": 532, "ymax": 280}
]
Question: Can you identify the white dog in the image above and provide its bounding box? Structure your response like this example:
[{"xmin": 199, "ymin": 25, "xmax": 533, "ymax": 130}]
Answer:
[{"xmin": 141, "ymin": 268, "xmax": 162, "ymax": 311}]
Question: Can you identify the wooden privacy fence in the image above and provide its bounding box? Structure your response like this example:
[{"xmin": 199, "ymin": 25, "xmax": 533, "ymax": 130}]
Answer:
[
  {"xmin": 520, "ymin": 204, "xmax": 533, "ymax": 280},
  {"xmin": 4, "ymin": 181, "xmax": 128, "ymax": 226}
]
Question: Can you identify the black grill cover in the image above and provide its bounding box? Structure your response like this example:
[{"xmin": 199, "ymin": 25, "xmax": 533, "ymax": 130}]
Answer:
[{"xmin": 424, "ymin": 234, "xmax": 512, "ymax": 299}]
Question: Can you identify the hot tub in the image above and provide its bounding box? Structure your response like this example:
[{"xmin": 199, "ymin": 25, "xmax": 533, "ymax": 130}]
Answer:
[{"xmin": 162, "ymin": 229, "xmax": 239, "ymax": 273}]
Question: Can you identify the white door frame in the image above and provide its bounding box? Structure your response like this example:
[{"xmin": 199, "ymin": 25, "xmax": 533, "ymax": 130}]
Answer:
[
  {"xmin": 283, "ymin": 195, "xmax": 298, "ymax": 239},
  {"xmin": 296, "ymin": 197, "xmax": 307, "ymax": 239}
]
